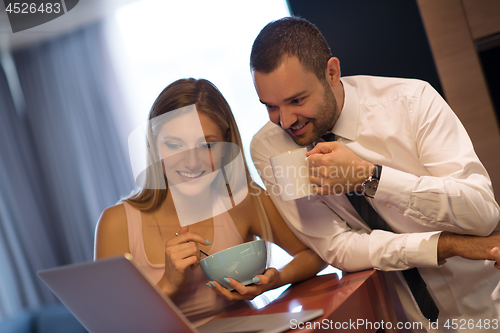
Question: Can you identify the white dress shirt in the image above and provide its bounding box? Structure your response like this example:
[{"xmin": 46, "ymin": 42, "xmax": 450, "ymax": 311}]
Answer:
[{"xmin": 251, "ymin": 76, "xmax": 500, "ymax": 332}]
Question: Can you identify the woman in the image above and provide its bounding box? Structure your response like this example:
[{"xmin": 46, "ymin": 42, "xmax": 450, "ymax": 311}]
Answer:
[{"xmin": 94, "ymin": 78, "xmax": 326, "ymax": 326}]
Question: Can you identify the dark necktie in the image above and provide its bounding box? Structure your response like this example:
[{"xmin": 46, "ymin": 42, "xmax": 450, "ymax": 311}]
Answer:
[{"xmin": 321, "ymin": 133, "xmax": 439, "ymax": 322}]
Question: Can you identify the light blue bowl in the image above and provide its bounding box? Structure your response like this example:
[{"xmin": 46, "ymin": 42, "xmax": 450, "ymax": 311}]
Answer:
[{"xmin": 200, "ymin": 239, "xmax": 267, "ymax": 291}]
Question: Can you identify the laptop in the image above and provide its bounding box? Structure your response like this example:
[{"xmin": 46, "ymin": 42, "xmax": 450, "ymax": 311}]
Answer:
[{"xmin": 38, "ymin": 254, "xmax": 323, "ymax": 333}]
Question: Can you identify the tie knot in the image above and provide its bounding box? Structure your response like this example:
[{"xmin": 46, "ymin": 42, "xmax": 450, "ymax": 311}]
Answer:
[{"xmin": 321, "ymin": 133, "xmax": 336, "ymax": 142}]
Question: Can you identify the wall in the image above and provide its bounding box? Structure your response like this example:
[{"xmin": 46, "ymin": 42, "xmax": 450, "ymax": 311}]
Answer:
[
  {"xmin": 287, "ymin": 0, "xmax": 442, "ymax": 94},
  {"xmin": 417, "ymin": 0, "xmax": 500, "ymax": 201}
]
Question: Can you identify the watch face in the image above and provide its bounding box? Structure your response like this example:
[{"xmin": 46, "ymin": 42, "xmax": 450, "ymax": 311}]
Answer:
[{"xmin": 363, "ymin": 180, "xmax": 378, "ymax": 198}]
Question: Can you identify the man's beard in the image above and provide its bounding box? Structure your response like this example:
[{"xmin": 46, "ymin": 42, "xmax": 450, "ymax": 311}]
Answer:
[{"xmin": 289, "ymin": 83, "xmax": 339, "ymax": 146}]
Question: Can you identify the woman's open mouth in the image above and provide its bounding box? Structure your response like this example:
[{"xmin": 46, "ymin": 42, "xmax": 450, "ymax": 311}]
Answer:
[{"xmin": 177, "ymin": 170, "xmax": 205, "ymax": 182}]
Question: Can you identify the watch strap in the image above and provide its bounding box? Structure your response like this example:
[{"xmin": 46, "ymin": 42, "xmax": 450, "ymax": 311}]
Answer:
[{"xmin": 372, "ymin": 164, "xmax": 382, "ymax": 181}]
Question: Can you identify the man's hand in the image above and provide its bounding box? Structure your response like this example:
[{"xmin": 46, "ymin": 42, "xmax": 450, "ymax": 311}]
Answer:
[
  {"xmin": 306, "ymin": 142, "xmax": 374, "ymax": 195},
  {"xmin": 438, "ymin": 231, "xmax": 500, "ymax": 269}
]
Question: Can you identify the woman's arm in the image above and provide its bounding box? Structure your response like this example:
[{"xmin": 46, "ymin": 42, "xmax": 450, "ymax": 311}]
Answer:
[
  {"xmin": 157, "ymin": 225, "xmax": 210, "ymax": 298},
  {"xmin": 94, "ymin": 204, "xmax": 130, "ymax": 260},
  {"xmin": 257, "ymin": 190, "xmax": 328, "ymax": 286},
  {"xmin": 210, "ymin": 187, "xmax": 327, "ymax": 300}
]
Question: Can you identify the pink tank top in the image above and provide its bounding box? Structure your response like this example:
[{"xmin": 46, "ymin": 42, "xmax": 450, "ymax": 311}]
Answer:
[{"xmin": 122, "ymin": 196, "xmax": 244, "ymax": 326}]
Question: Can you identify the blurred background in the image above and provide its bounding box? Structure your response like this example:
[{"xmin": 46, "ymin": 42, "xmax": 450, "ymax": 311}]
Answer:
[{"xmin": 1, "ymin": 0, "xmax": 499, "ymax": 330}]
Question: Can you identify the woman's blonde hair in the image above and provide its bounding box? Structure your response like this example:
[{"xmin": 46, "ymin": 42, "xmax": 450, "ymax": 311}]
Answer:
[{"xmin": 125, "ymin": 78, "xmax": 272, "ymax": 242}]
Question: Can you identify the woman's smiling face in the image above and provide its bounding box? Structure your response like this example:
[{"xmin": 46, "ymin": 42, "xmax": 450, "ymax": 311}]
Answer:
[{"xmin": 156, "ymin": 109, "xmax": 226, "ymax": 196}]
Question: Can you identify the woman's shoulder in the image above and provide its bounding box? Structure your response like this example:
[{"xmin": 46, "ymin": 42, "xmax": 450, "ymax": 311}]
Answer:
[
  {"xmin": 101, "ymin": 202, "xmax": 127, "ymax": 220},
  {"xmin": 95, "ymin": 202, "xmax": 130, "ymax": 259},
  {"xmin": 96, "ymin": 203, "xmax": 128, "ymax": 235},
  {"xmin": 230, "ymin": 181, "xmax": 260, "ymax": 210},
  {"xmin": 230, "ymin": 182, "xmax": 278, "ymax": 223}
]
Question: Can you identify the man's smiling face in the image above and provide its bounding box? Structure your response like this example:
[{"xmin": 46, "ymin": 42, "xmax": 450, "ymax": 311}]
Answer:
[{"xmin": 252, "ymin": 56, "xmax": 340, "ymax": 146}]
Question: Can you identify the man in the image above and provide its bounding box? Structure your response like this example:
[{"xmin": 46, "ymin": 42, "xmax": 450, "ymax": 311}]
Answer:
[{"xmin": 250, "ymin": 17, "xmax": 500, "ymax": 332}]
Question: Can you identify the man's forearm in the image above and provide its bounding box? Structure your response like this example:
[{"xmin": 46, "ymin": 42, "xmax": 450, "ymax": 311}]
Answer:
[
  {"xmin": 437, "ymin": 232, "xmax": 458, "ymax": 262},
  {"xmin": 437, "ymin": 231, "xmax": 500, "ymax": 264}
]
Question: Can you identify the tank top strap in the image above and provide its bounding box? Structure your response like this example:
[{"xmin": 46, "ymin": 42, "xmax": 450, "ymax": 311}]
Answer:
[
  {"xmin": 122, "ymin": 201, "xmax": 144, "ymax": 261},
  {"xmin": 210, "ymin": 194, "xmax": 244, "ymax": 254}
]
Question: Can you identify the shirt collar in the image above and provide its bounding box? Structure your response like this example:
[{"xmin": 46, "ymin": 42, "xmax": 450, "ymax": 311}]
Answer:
[{"xmin": 330, "ymin": 78, "xmax": 359, "ymax": 141}]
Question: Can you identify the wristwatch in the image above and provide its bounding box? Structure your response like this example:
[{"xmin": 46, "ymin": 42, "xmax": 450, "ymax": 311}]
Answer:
[{"xmin": 362, "ymin": 164, "xmax": 382, "ymax": 198}]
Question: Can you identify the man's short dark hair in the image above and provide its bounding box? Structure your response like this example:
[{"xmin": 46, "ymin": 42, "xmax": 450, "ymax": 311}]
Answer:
[{"xmin": 250, "ymin": 17, "xmax": 332, "ymax": 83}]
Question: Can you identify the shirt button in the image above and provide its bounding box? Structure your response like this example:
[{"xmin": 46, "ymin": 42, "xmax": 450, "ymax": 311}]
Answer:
[{"xmin": 385, "ymin": 202, "xmax": 392, "ymax": 208}]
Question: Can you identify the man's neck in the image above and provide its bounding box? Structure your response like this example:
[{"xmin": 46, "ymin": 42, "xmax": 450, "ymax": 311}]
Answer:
[{"xmin": 334, "ymin": 80, "xmax": 345, "ymax": 113}]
